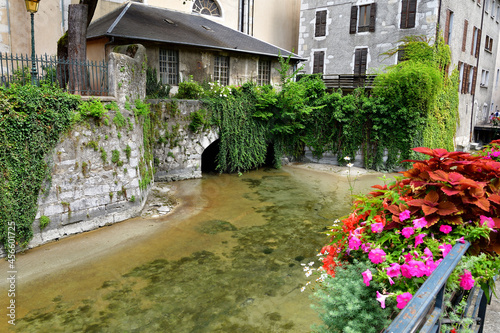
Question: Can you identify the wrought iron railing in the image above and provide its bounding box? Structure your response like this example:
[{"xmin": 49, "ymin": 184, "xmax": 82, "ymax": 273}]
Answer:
[
  {"xmin": 0, "ymin": 53, "xmax": 109, "ymax": 96},
  {"xmin": 385, "ymin": 241, "xmax": 493, "ymax": 333}
]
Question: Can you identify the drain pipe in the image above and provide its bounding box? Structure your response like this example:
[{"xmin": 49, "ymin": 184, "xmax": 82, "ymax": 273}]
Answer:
[{"xmin": 470, "ymin": 2, "xmax": 486, "ymax": 143}]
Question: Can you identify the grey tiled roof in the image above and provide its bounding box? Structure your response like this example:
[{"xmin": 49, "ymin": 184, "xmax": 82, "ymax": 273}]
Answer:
[{"xmin": 87, "ymin": 3, "xmax": 301, "ymax": 60}]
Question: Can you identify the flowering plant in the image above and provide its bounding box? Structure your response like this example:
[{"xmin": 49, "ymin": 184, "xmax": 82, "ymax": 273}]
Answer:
[
  {"xmin": 311, "ymin": 147, "xmax": 500, "ymax": 332},
  {"xmin": 492, "ymin": 117, "xmax": 500, "ymax": 126}
]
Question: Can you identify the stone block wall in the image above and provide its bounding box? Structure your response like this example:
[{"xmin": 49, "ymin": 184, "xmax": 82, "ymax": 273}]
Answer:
[{"xmin": 150, "ymin": 99, "xmax": 218, "ymax": 182}]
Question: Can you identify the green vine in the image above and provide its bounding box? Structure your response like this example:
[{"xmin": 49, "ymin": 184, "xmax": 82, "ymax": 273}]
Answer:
[{"xmin": 0, "ymin": 84, "xmax": 79, "ymax": 248}]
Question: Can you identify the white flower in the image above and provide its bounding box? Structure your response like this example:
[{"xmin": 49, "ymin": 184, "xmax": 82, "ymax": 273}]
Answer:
[
  {"xmin": 301, "ymin": 286, "xmax": 306, "ymax": 292},
  {"xmin": 344, "ymin": 156, "xmax": 351, "ymax": 161},
  {"xmin": 308, "ymin": 262, "xmax": 314, "ymax": 266},
  {"xmin": 305, "ymin": 271, "xmax": 312, "ymax": 277},
  {"xmin": 347, "ymin": 163, "xmax": 354, "ymax": 168}
]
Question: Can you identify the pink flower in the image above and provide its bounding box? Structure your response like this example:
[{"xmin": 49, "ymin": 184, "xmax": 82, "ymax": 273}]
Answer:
[
  {"xmin": 399, "ymin": 210, "xmax": 411, "ymax": 222},
  {"xmin": 408, "ymin": 259, "xmax": 426, "ymax": 277},
  {"xmin": 400, "ymin": 264, "xmax": 412, "ymax": 278},
  {"xmin": 422, "ymin": 247, "xmax": 434, "ymax": 260},
  {"xmin": 388, "ymin": 276, "xmax": 395, "ymax": 285},
  {"xmin": 415, "ymin": 234, "xmax": 426, "ymax": 247},
  {"xmin": 439, "ymin": 225, "xmax": 452, "ymax": 234},
  {"xmin": 412, "ymin": 217, "xmax": 427, "ymax": 229},
  {"xmin": 368, "ymin": 248, "xmax": 387, "ymax": 264},
  {"xmin": 362, "ymin": 269, "xmax": 372, "ymax": 286},
  {"xmin": 386, "ymin": 263, "xmax": 401, "ymax": 278},
  {"xmin": 438, "ymin": 243, "xmax": 452, "ymax": 258},
  {"xmin": 456, "ymin": 236, "xmax": 465, "ymax": 244},
  {"xmin": 376, "ymin": 291, "xmax": 392, "ymax": 309},
  {"xmin": 371, "ymin": 222, "xmax": 384, "ymax": 233},
  {"xmin": 459, "ymin": 269, "xmax": 475, "ymax": 290},
  {"xmin": 361, "ymin": 243, "xmax": 372, "ymax": 253},
  {"xmin": 348, "ymin": 234, "xmax": 362, "ymax": 250},
  {"xmin": 480, "ymin": 215, "xmax": 495, "ymax": 229},
  {"xmin": 425, "ymin": 259, "xmax": 442, "ymax": 277},
  {"xmin": 403, "ymin": 253, "xmax": 414, "ymax": 262},
  {"xmin": 402, "ymin": 227, "xmax": 415, "ymax": 239},
  {"xmin": 396, "ymin": 292, "xmax": 413, "ymax": 309}
]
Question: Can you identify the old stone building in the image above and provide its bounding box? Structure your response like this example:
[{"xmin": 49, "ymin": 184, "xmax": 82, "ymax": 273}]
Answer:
[
  {"xmin": 87, "ymin": 3, "xmax": 302, "ymax": 91},
  {"xmin": 0, "ymin": 0, "xmax": 300, "ymax": 58},
  {"xmin": 298, "ymin": 0, "xmax": 500, "ymax": 149}
]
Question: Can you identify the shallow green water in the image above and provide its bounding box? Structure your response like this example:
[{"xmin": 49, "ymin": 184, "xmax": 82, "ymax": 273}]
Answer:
[{"xmin": 10, "ymin": 166, "xmax": 387, "ymax": 332}]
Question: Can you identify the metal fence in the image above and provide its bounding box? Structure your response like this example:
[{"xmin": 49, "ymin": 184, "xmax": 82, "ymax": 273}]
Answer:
[{"xmin": 0, "ymin": 53, "xmax": 109, "ymax": 96}]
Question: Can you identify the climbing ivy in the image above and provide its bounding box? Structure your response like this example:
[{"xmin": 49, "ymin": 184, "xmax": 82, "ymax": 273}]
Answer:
[{"xmin": 0, "ymin": 84, "xmax": 80, "ymax": 248}]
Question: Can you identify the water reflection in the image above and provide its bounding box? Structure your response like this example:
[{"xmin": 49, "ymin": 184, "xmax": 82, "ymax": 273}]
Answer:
[{"xmin": 4, "ymin": 165, "xmax": 391, "ymax": 332}]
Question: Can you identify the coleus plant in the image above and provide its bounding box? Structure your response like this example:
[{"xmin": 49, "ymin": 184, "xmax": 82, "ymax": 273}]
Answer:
[{"xmin": 317, "ymin": 146, "xmax": 500, "ymax": 316}]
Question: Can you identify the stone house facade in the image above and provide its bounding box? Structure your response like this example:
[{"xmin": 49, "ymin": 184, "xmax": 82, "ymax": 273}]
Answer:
[{"xmin": 298, "ymin": 0, "xmax": 500, "ymax": 149}]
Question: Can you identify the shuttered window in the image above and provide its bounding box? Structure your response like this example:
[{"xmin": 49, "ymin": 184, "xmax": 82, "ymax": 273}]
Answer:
[
  {"xmin": 462, "ymin": 20, "xmax": 468, "ymax": 52},
  {"xmin": 401, "ymin": 0, "xmax": 417, "ymax": 29},
  {"xmin": 315, "ymin": 11, "xmax": 327, "ymax": 37},
  {"xmin": 349, "ymin": 3, "xmax": 376, "ymax": 34},
  {"xmin": 313, "ymin": 51, "xmax": 325, "ymax": 74},
  {"xmin": 354, "ymin": 48, "xmax": 368, "ymax": 75},
  {"xmin": 471, "ymin": 27, "xmax": 481, "ymax": 58}
]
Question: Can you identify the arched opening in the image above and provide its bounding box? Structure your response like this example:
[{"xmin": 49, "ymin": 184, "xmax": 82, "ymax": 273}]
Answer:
[{"xmin": 201, "ymin": 138, "xmax": 220, "ymax": 173}]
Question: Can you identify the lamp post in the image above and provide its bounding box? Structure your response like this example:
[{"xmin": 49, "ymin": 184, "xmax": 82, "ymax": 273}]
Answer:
[{"xmin": 24, "ymin": 0, "xmax": 40, "ymax": 85}]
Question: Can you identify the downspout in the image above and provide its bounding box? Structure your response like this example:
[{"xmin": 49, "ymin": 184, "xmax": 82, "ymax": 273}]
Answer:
[
  {"xmin": 6, "ymin": 0, "xmax": 12, "ymax": 52},
  {"xmin": 470, "ymin": 2, "xmax": 486, "ymax": 143},
  {"xmin": 251, "ymin": 0, "xmax": 255, "ymax": 36}
]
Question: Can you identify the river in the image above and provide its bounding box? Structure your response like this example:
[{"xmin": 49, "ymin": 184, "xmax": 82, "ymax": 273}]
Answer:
[{"xmin": 1, "ymin": 164, "xmax": 390, "ymax": 332}]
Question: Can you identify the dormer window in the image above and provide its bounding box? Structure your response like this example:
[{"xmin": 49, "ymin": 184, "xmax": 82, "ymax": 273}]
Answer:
[{"xmin": 192, "ymin": 0, "xmax": 221, "ymax": 17}]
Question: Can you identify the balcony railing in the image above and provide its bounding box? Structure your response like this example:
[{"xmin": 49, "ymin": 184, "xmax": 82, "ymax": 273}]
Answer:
[
  {"xmin": 385, "ymin": 241, "xmax": 493, "ymax": 333},
  {"xmin": 321, "ymin": 74, "xmax": 377, "ymax": 90},
  {"xmin": 0, "ymin": 53, "xmax": 109, "ymax": 96}
]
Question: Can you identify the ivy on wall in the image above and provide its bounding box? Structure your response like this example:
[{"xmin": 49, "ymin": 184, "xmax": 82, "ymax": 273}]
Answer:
[{"xmin": 0, "ymin": 84, "xmax": 79, "ymax": 248}]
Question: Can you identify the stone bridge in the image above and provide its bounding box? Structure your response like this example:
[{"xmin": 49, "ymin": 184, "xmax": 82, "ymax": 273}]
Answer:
[{"xmin": 149, "ymin": 99, "xmax": 219, "ymax": 182}]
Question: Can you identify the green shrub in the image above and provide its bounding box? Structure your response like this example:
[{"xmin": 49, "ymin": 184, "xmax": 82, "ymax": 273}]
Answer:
[
  {"xmin": 146, "ymin": 67, "xmax": 171, "ymax": 99},
  {"xmin": 188, "ymin": 109, "xmax": 209, "ymax": 132},
  {"xmin": 76, "ymin": 99, "xmax": 109, "ymax": 122},
  {"xmin": 312, "ymin": 260, "xmax": 391, "ymax": 333},
  {"xmin": 176, "ymin": 77, "xmax": 204, "ymax": 99}
]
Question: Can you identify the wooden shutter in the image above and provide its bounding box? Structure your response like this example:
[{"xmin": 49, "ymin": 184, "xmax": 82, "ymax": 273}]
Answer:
[
  {"xmin": 444, "ymin": 10, "xmax": 451, "ymax": 44},
  {"xmin": 350, "ymin": 6, "xmax": 358, "ymax": 34},
  {"xmin": 313, "ymin": 51, "xmax": 324, "ymax": 74},
  {"xmin": 408, "ymin": 0, "xmax": 417, "ymax": 28},
  {"xmin": 354, "ymin": 48, "xmax": 367, "ymax": 75},
  {"xmin": 471, "ymin": 67, "xmax": 477, "ymax": 94},
  {"xmin": 458, "ymin": 61, "xmax": 463, "ymax": 93},
  {"xmin": 369, "ymin": 3, "xmax": 377, "ymax": 32},
  {"xmin": 315, "ymin": 11, "xmax": 327, "ymax": 37},
  {"xmin": 462, "ymin": 20, "xmax": 468, "ymax": 52},
  {"xmin": 401, "ymin": 0, "xmax": 409, "ymax": 28},
  {"xmin": 462, "ymin": 64, "xmax": 469, "ymax": 94},
  {"xmin": 471, "ymin": 27, "xmax": 476, "ymax": 56},
  {"xmin": 476, "ymin": 29, "xmax": 482, "ymax": 57}
]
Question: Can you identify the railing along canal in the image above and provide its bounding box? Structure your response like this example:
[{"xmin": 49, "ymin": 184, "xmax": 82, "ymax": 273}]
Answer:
[
  {"xmin": 385, "ymin": 241, "xmax": 493, "ymax": 333},
  {"xmin": 0, "ymin": 53, "xmax": 109, "ymax": 96}
]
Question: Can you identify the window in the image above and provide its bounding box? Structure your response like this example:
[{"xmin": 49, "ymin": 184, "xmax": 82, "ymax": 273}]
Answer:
[
  {"xmin": 471, "ymin": 26, "xmax": 481, "ymax": 57},
  {"xmin": 214, "ymin": 55, "xmax": 229, "ymax": 85},
  {"xmin": 159, "ymin": 49, "xmax": 179, "ymax": 85},
  {"xmin": 444, "ymin": 10, "xmax": 454, "ymax": 44},
  {"xmin": 350, "ymin": 3, "xmax": 376, "ymax": 34},
  {"xmin": 397, "ymin": 46, "xmax": 406, "ymax": 63},
  {"xmin": 486, "ymin": 0, "xmax": 490, "ymax": 12},
  {"xmin": 462, "ymin": 20, "xmax": 468, "ymax": 52},
  {"xmin": 257, "ymin": 60, "xmax": 271, "ymax": 85},
  {"xmin": 315, "ymin": 10, "xmax": 327, "ymax": 37},
  {"xmin": 313, "ymin": 51, "xmax": 325, "ymax": 74},
  {"xmin": 481, "ymin": 69, "xmax": 490, "ymax": 87},
  {"xmin": 460, "ymin": 63, "xmax": 477, "ymax": 94},
  {"xmin": 354, "ymin": 48, "xmax": 368, "ymax": 75},
  {"xmin": 496, "ymin": 69, "xmax": 499, "ymax": 87},
  {"xmin": 485, "ymin": 35, "xmax": 494, "ymax": 52},
  {"xmin": 458, "ymin": 62, "xmax": 464, "ymax": 92},
  {"xmin": 401, "ymin": 0, "xmax": 417, "ymax": 29},
  {"xmin": 192, "ymin": 0, "xmax": 221, "ymax": 17}
]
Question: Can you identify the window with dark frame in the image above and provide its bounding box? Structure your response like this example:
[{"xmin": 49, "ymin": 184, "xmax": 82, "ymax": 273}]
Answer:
[
  {"xmin": 354, "ymin": 48, "xmax": 368, "ymax": 76},
  {"xmin": 192, "ymin": 0, "xmax": 221, "ymax": 17},
  {"xmin": 257, "ymin": 60, "xmax": 271, "ymax": 85},
  {"xmin": 485, "ymin": 35, "xmax": 494, "ymax": 52},
  {"xmin": 349, "ymin": 3, "xmax": 376, "ymax": 34},
  {"xmin": 400, "ymin": 0, "xmax": 417, "ymax": 29},
  {"xmin": 159, "ymin": 49, "xmax": 179, "ymax": 85},
  {"xmin": 471, "ymin": 26, "xmax": 481, "ymax": 58},
  {"xmin": 315, "ymin": 10, "xmax": 327, "ymax": 37},
  {"xmin": 214, "ymin": 55, "xmax": 229, "ymax": 85},
  {"xmin": 313, "ymin": 51, "xmax": 325, "ymax": 74},
  {"xmin": 462, "ymin": 20, "xmax": 468, "ymax": 52}
]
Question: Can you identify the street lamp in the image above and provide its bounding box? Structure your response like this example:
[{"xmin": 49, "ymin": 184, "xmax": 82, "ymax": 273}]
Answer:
[{"xmin": 24, "ymin": 0, "xmax": 40, "ymax": 85}]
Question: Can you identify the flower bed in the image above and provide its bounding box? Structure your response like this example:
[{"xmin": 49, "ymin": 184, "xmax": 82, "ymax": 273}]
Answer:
[{"xmin": 308, "ymin": 142, "xmax": 500, "ymax": 333}]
